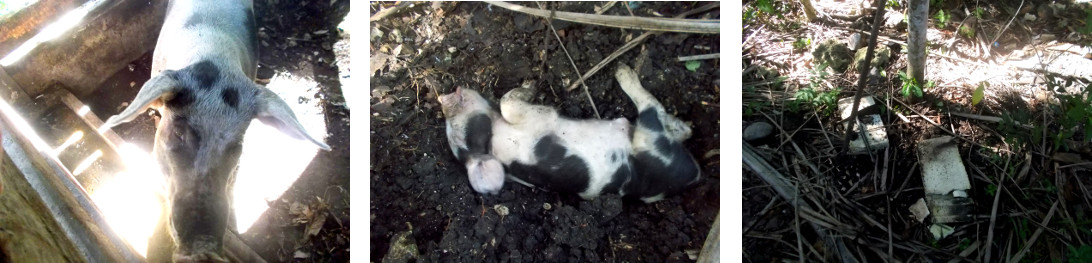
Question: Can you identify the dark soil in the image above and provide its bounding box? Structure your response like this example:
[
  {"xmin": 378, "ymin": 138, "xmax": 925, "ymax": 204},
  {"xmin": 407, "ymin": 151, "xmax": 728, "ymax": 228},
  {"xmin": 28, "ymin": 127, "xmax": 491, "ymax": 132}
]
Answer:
[
  {"xmin": 82, "ymin": 0, "xmax": 351, "ymax": 261},
  {"xmin": 370, "ymin": 2, "xmax": 720, "ymax": 262}
]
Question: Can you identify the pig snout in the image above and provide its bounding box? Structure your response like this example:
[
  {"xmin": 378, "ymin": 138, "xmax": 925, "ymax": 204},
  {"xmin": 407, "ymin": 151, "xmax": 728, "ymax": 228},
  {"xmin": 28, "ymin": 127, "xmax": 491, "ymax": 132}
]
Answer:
[{"xmin": 466, "ymin": 154, "xmax": 505, "ymax": 194}]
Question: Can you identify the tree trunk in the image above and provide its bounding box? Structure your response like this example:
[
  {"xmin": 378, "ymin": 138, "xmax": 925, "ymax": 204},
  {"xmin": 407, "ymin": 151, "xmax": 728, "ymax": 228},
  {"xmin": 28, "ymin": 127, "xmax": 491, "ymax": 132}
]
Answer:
[
  {"xmin": 801, "ymin": 0, "xmax": 818, "ymax": 21},
  {"xmin": 908, "ymin": 0, "xmax": 929, "ymax": 84}
]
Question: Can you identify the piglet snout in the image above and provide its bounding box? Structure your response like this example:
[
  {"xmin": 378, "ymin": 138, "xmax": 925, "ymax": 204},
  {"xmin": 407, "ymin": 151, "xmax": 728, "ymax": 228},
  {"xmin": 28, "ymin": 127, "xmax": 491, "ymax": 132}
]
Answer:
[{"xmin": 466, "ymin": 154, "xmax": 505, "ymax": 194}]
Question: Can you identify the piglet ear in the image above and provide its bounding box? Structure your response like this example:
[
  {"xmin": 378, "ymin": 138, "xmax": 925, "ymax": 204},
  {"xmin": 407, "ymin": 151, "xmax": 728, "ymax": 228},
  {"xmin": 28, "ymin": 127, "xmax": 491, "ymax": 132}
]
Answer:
[
  {"xmin": 467, "ymin": 155, "xmax": 505, "ymax": 195},
  {"xmin": 103, "ymin": 72, "xmax": 179, "ymax": 128},
  {"xmin": 254, "ymin": 85, "xmax": 332, "ymax": 151}
]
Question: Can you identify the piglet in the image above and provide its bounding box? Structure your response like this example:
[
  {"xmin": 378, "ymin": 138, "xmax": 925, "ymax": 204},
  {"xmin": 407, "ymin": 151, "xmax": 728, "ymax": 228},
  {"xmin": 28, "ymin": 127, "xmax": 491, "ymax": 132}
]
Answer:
[
  {"xmin": 439, "ymin": 64, "xmax": 700, "ymax": 203},
  {"xmin": 440, "ymin": 86, "xmax": 633, "ymax": 200}
]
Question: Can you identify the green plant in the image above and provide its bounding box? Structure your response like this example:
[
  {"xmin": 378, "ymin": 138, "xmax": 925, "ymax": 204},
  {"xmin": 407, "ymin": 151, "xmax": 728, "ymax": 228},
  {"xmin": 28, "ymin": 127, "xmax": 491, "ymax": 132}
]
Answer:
[
  {"xmin": 897, "ymin": 71, "xmax": 928, "ymax": 98},
  {"xmin": 973, "ymin": 7, "xmax": 985, "ymax": 19},
  {"xmin": 792, "ymin": 37, "xmax": 811, "ymax": 51},
  {"xmin": 1069, "ymin": 245, "xmax": 1092, "ymax": 263},
  {"xmin": 998, "ymin": 110, "xmax": 1037, "ymax": 152},
  {"xmin": 1082, "ymin": 9, "xmax": 1092, "ymax": 35},
  {"xmin": 972, "ymin": 82, "xmax": 985, "ymax": 106},
  {"xmin": 791, "ymin": 87, "xmax": 841, "ymax": 116},
  {"xmin": 685, "ymin": 60, "xmax": 701, "ymax": 72},
  {"xmin": 959, "ymin": 25, "xmax": 975, "ymax": 38},
  {"xmin": 755, "ymin": 0, "xmax": 776, "ymax": 16},
  {"xmin": 985, "ymin": 183, "xmax": 997, "ymax": 196},
  {"xmin": 935, "ymin": 9, "xmax": 950, "ymax": 28},
  {"xmin": 886, "ymin": 0, "xmax": 900, "ymax": 9}
]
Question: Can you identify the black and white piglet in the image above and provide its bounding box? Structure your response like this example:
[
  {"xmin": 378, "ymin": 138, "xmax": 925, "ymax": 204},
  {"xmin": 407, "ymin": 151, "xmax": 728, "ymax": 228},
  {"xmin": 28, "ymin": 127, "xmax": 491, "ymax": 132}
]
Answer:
[{"xmin": 439, "ymin": 64, "xmax": 699, "ymax": 202}]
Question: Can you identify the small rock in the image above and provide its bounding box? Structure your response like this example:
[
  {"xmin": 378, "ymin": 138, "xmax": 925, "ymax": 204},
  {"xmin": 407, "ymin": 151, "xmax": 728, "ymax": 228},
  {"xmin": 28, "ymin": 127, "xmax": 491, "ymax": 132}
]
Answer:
[
  {"xmin": 448, "ymin": 46, "xmax": 457, "ymax": 53},
  {"xmin": 371, "ymin": 27, "xmax": 384, "ymax": 42},
  {"xmin": 1023, "ymin": 13, "xmax": 1036, "ymax": 22},
  {"xmin": 743, "ymin": 122, "xmax": 773, "ymax": 141},
  {"xmin": 382, "ymin": 228, "xmax": 419, "ymax": 263},
  {"xmin": 390, "ymin": 29, "xmax": 402, "ymax": 43},
  {"xmin": 294, "ymin": 250, "xmax": 310, "ymax": 259},
  {"xmin": 543, "ymin": 203, "xmax": 552, "ymax": 210},
  {"xmin": 884, "ymin": 12, "xmax": 906, "ymax": 29},
  {"xmin": 847, "ymin": 33, "xmax": 863, "ymax": 50},
  {"xmin": 494, "ymin": 204, "xmax": 509, "ymax": 216},
  {"xmin": 909, "ymin": 198, "xmax": 930, "ymax": 223}
]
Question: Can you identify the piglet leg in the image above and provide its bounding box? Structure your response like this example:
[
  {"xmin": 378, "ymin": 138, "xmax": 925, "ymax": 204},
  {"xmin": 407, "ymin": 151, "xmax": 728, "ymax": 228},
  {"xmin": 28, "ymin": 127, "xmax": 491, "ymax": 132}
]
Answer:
[
  {"xmin": 614, "ymin": 64, "xmax": 692, "ymax": 141},
  {"xmin": 500, "ymin": 87, "xmax": 558, "ymax": 125}
]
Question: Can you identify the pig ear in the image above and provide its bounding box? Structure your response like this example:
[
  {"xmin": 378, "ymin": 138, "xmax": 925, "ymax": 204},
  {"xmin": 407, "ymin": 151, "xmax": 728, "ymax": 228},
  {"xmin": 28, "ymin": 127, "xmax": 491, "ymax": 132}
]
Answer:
[
  {"xmin": 253, "ymin": 85, "xmax": 332, "ymax": 151},
  {"xmin": 103, "ymin": 72, "xmax": 179, "ymax": 128}
]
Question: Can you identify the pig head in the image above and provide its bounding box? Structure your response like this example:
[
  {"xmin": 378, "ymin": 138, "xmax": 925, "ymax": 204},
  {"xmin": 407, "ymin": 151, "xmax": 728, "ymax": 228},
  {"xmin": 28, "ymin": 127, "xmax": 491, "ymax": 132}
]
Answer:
[{"xmin": 102, "ymin": 0, "xmax": 330, "ymax": 261}]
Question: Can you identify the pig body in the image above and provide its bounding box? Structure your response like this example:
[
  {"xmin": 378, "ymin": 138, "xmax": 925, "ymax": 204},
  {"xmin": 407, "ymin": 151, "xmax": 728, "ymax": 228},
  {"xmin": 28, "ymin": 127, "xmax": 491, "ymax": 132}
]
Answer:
[
  {"xmin": 103, "ymin": 0, "xmax": 330, "ymax": 261},
  {"xmin": 439, "ymin": 64, "xmax": 699, "ymax": 202}
]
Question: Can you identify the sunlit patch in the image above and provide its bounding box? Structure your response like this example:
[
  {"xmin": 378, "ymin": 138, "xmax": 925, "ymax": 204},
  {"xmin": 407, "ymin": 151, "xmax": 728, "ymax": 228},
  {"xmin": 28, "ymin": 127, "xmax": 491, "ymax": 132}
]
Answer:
[
  {"xmin": 77, "ymin": 105, "xmax": 91, "ymax": 116},
  {"xmin": 0, "ymin": 0, "xmax": 101, "ymax": 66},
  {"xmin": 91, "ymin": 143, "xmax": 165, "ymax": 258},
  {"xmin": 52, "ymin": 130, "xmax": 83, "ymax": 156},
  {"xmin": 234, "ymin": 71, "xmax": 326, "ymax": 233}
]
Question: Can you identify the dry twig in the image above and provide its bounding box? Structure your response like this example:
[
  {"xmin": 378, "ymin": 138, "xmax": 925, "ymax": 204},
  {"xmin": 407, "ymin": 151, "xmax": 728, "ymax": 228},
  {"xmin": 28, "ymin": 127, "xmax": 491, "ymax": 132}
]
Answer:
[
  {"xmin": 486, "ymin": 1, "xmax": 719, "ymax": 34},
  {"xmin": 565, "ymin": 3, "xmax": 720, "ymax": 91},
  {"xmin": 537, "ymin": 2, "xmax": 601, "ymax": 119}
]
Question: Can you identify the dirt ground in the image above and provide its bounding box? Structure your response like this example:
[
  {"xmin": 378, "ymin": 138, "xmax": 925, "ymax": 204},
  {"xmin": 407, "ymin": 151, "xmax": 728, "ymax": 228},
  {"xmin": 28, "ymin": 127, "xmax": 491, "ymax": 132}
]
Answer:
[
  {"xmin": 83, "ymin": 0, "xmax": 351, "ymax": 261},
  {"xmin": 369, "ymin": 2, "xmax": 720, "ymax": 262}
]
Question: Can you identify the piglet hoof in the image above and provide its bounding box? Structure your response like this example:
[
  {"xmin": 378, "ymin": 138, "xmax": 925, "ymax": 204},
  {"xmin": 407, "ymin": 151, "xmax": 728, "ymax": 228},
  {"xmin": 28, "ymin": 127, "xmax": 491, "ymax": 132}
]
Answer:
[
  {"xmin": 664, "ymin": 116, "xmax": 692, "ymax": 141},
  {"xmin": 466, "ymin": 154, "xmax": 505, "ymax": 195}
]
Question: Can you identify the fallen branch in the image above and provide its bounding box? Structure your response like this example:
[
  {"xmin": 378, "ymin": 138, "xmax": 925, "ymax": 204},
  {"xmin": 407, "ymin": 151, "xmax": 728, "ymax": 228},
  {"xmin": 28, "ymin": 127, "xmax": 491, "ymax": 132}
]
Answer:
[
  {"xmin": 1008, "ymin": 200, "xmax": 1058, "ymax": 262},
  {"xmin": 950, "ymin": 112, "xmax": 1033, "ymax": 129},
  {"xmin": 677, "ymin": 53, "xmax": 719, "ymax": 62},
  {"xmin": 842, "ymin": 0, "xmax": 885, "ymax": 156},
  {"xmin": 485, "ymin": 1, "xmax": 719, "ymax": 34},
  {"xmin": 743, "ymin": 142, "xmax": 857, "ymax": 262},
  {"xmin": 565, "ymin": 2, "xmax": 719, "ymax": 91},
  {"xmin": 370, "ymin": 1, "xmax": 414, "ymax": 21}
]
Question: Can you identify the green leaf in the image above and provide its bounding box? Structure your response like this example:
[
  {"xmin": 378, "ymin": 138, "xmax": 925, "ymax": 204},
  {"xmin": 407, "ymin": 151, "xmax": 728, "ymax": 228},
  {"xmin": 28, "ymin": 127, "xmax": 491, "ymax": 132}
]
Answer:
[
  {"xmin": 972, "ymin": 82, "xmax": 985, "ymax": 105},
  {"xmin": 756, "ymin": 0, "xmax": 775, "ymax": 15},
  {"xmin": 685, "ymin": 60, "xmax": 700, "ymax": 72}
]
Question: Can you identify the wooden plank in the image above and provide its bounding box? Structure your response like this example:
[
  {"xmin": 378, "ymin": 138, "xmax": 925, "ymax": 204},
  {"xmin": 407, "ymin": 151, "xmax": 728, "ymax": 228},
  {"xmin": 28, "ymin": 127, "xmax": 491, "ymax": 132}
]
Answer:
[{"xmin": 51, "ymin": 87, "xmax": 124, "ymax": 151}]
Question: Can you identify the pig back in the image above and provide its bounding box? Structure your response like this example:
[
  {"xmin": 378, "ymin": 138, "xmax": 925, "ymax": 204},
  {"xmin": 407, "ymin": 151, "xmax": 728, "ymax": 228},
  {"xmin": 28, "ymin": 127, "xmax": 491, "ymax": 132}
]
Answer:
[{"xmin": 153, "ymin": 0, "xmax": 257, "ymax": 79}]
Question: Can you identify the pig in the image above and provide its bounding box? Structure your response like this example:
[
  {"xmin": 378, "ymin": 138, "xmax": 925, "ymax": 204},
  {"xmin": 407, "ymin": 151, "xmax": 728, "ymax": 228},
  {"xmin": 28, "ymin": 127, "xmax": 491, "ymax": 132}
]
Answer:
[
  {"xmin": 102, "ymin": 0, "xmax": 330, "ymax": 261},
  {"xmin": 439, "ymin": 64, "xmax": 700, "ymax": 202}
]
